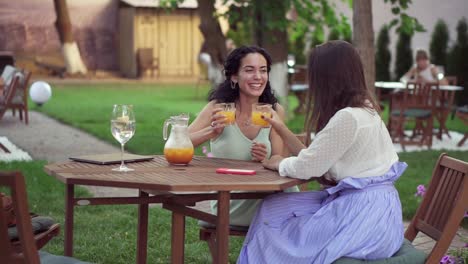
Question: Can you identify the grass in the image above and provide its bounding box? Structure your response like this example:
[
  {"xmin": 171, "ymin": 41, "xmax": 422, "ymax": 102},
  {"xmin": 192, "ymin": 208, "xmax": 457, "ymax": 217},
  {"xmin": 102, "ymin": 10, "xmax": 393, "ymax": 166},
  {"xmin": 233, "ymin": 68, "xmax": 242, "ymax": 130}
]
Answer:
[{"xmin": 3, "ymin": 83, "xmax": 465, "ymax": 263}]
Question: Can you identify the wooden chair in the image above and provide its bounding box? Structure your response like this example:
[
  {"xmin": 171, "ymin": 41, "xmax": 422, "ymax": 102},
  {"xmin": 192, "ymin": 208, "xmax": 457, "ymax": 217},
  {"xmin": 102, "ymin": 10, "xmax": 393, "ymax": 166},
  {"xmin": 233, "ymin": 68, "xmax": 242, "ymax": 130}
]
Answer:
[
  {"xmin": 0, "ymin": 171, "xmax": 90, "ymax": 264},
  {"xmin": 10, "ymin": 69, "xmax": 32, "ymax": 125},
  {"xmin": 389, "ymin": 82, "xmax": 436, "ymax": 151},
  {"xmin": 137, "ymin": 48, "xmax": 159, "ymax": 78},
  {"xmin": 0, "ymin": 74, "xmax": 19, "ymax": 121},
  {"xmin": 405, "ymin": 153, "xmax": 468, "ymax": 264}
]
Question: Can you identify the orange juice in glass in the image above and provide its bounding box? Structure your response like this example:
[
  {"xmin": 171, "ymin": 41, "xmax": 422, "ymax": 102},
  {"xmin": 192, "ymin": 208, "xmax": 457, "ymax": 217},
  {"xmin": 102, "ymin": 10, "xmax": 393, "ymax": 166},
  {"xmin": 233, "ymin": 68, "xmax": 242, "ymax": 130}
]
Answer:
[
  {"xmin": 251, "ymin": 103, "xmax": 272, "ymax": 127},
  {"xmin": 215, "ymin": 103, "xmax": 236, "ymax": 125}
]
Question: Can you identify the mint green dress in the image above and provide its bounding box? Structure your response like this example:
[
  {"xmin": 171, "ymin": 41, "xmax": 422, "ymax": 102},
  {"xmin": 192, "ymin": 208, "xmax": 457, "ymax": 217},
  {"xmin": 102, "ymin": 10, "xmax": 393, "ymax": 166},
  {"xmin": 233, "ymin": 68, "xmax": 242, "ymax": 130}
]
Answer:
[{"xmin": 210, "ymin": 124, "xmax": 298, "ymax": 226}]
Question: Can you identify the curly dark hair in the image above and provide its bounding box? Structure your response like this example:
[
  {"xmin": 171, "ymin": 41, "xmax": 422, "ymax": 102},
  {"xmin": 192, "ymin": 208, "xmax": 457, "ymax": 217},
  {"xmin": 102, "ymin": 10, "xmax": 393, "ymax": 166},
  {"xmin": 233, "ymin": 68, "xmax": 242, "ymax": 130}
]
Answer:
[{"xmin": 208, "ymin": 46, "xmax": 278, "ymax": 109}]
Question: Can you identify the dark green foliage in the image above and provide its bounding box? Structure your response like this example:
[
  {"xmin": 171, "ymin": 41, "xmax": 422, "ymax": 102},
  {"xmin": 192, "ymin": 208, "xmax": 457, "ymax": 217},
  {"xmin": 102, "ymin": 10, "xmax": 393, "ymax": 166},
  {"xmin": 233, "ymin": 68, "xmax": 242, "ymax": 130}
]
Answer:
[
  {"xmin": 447, "ymin": 17, "xmax": 468, "ymax": 105},
  {"xmin": 375, "ymin": 25, "xmax": 392, "ymax": 81},
  {"xmin": 395, "ymin": 31, "xmax": 413, "ymax": 80},
  {"xmin": 430, "ymin": 19, "xmax": 450, "ymax": 67}
]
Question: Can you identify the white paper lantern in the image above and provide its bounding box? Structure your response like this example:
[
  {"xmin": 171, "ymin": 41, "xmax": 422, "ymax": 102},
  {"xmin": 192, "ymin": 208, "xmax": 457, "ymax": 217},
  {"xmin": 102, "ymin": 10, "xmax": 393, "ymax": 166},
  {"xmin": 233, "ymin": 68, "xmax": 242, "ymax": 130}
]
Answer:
[{"xmin": 29, "ymin": 81, "xmax": 52, "ymax": 105}]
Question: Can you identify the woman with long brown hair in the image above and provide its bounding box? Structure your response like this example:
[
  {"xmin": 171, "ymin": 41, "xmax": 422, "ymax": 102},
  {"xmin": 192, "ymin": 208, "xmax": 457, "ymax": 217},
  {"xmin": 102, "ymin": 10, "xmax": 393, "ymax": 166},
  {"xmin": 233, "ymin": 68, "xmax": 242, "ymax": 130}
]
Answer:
[{"xmin": 237, "ymin": 41, "xmax": 407, "ymax": 263}]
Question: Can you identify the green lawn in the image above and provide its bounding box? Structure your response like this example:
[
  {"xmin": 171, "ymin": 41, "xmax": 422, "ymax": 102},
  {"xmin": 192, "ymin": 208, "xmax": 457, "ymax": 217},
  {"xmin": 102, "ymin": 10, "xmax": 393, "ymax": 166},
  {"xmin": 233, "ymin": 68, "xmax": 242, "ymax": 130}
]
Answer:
[{"xmin": 2, "ymin": 83, "xmax": 465, "ymax": 263}]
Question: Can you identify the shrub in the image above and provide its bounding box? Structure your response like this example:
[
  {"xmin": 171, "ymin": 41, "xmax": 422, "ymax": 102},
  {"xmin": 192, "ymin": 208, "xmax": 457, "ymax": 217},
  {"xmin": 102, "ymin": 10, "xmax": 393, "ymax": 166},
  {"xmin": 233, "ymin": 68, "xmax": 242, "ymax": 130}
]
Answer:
[
  {"xmin": 394, "ymin": 31, "xmax": 413, "ymax": 80},
  {"xmin": 375, "ymin": 25, "xmax": 392, "ymax": 81},
  {"xmin": 430, "ymin": 19, "xmax": 450, "ymax": 67}
]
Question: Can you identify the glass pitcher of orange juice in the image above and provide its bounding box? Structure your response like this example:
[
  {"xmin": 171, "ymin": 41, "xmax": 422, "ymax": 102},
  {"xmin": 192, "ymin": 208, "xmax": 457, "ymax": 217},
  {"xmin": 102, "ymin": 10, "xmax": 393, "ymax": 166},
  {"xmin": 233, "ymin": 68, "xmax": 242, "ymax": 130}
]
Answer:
[{"xmin": 163, "ymin": 113, "xmax": 194, "ymax": 165}]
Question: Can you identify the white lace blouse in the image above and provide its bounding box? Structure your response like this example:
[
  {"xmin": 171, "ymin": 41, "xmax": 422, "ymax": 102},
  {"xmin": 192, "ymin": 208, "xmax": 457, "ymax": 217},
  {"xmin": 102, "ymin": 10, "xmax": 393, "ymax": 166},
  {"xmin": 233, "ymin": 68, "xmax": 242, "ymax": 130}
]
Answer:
[{"xmin": 279, "ymin": 107, "xmax": 399, "ymax": 181}]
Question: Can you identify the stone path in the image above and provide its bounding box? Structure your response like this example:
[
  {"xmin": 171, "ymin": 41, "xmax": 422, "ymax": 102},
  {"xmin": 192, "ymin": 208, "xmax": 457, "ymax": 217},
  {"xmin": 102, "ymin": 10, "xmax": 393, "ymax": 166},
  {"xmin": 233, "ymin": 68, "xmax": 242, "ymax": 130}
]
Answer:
[{"xmin": 0, "ymin": 109, "xmax": 466, "ymax": 255}]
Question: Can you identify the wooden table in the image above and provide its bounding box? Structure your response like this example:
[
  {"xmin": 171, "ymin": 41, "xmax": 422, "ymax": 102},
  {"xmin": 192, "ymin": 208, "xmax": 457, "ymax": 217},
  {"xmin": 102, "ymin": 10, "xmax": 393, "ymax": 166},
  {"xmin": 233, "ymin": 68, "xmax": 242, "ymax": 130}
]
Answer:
[{"xmin": 44, "ymin": 156, "xmax": 307, "ymax": 264}]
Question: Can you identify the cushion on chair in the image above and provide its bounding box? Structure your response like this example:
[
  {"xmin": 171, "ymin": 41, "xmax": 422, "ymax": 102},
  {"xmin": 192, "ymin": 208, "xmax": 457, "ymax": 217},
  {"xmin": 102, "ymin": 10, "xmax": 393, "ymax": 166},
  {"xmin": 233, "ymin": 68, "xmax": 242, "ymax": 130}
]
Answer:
[
  {"xmin": 39, "ymin": 251, "xmax": 93, "ymax": 264},
  {"xmin": 333, "ymin": 239, "xmax": 426, "ymax": 264},
  {"xmin": 391, "ymin": 109, "xmax": 432, "ymax": 118},
  {"xmin": 8, "ymin": 216, "xmax": 55, "ymax": 241},
  {"xmin": 198, "ymin": 220, "xmax": 249, "ymax": 232}
]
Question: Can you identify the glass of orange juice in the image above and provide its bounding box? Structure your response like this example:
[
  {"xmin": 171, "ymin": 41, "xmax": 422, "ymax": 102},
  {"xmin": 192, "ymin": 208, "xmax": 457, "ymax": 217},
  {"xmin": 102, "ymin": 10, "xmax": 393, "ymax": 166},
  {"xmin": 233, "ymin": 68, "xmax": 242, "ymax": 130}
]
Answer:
[
  {"xmin": 215, "ymin": 102, "xmax": 236, "ymax": 125},
  {"xmin": 251, "ymin": 103, "xmax": 272, "ymax": 127}
]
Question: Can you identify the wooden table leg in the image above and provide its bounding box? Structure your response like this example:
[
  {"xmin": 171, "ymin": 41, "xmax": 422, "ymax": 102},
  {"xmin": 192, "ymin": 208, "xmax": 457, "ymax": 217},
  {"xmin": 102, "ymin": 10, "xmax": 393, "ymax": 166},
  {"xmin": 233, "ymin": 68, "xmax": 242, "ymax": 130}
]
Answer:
[
  {"xmin": 64, "ymin": 184, "xmax": 74, "ymax": 256},
  {"xmin": 216, "ymin": 191, "xmax": 230, "ymax": 264},
  {"xmin": 137, "ymin": 190, "xmax": 149, "ymax": 264},
  {"xmin": 171, "ymin": 211, "xmax": 185, "ymax": 264}
]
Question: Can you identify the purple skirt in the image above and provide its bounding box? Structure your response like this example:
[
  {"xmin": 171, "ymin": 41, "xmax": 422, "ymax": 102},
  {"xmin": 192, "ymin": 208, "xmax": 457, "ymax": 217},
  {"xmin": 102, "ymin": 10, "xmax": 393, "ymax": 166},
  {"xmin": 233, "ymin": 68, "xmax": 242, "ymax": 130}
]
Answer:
[{"xmin": 237, "ymin": 162, "xmax": 408, "ymax": 264}]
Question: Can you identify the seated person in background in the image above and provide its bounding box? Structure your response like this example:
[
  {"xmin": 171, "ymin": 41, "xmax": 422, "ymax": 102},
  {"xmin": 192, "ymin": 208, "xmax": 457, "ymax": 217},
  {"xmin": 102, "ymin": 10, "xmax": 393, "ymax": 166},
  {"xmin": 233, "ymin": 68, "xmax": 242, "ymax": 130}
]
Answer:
[
  {"xmin": 400, "ymin": 49, "xmax": 447, "ymax": 84},
  {"xmin": 189, "ymin": 46, "xmax": 298, "ymax": 227}
]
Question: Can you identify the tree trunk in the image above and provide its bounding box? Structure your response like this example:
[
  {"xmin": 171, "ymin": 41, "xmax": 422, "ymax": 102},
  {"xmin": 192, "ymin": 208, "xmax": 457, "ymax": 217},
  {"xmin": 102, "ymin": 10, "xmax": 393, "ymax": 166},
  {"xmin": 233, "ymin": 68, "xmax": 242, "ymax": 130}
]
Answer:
[
  {"xmin": 197, "ymin": 0, "xmax": 227, "ymax": 66},
  {"xmin": 353, "ymin": 0, "xmax": 375, "ymax": 93},
  {"xmin": 53, "ymin": 0, "xmax": 87, "ymax": 75},
  {"xmin": 253, "ymin": 1, "xmax": 289, "ymax": 104},
  {"xmin": 197, "ymin": 0, "xmax": 227, "ymax": 88}
]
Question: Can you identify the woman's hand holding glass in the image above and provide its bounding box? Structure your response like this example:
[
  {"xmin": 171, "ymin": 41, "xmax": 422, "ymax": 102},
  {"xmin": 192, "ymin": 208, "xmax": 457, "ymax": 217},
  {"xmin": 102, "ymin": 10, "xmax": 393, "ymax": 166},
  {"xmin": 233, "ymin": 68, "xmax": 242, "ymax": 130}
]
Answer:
[
  {"xmin": 259, "ymin": 108, "xmax": 284, "ymax": 130},
  {"xmin": 210, "ymin": 103, "xmax": 236, "ymax": 136}
]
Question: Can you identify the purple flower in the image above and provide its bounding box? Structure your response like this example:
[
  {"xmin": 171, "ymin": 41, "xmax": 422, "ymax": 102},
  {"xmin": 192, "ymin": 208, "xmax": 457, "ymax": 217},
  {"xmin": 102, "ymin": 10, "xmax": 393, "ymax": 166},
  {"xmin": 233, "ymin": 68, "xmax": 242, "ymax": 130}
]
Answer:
[
  {"xmin": 440, "ymin": 255, "xmax": 455, "ymax": 264},
  {"xmin": 464, "ymin": 211, "xmax": 468, "ymax": 218},
  {"xmin": 415, "ymin": 184, "xmax": 426, "ymax": 197},
  {"xmin": 202, "ymin": 146, "xmax": 213, "ymax": 158}
]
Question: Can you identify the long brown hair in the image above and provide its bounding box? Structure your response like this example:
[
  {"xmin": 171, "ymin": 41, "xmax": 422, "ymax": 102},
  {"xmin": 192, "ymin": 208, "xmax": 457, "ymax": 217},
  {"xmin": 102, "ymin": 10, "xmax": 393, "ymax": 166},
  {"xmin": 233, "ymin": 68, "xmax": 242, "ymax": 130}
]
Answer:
[{"xmin": 304, "ymin": 40, "xmax": 380, "ymax": 144}]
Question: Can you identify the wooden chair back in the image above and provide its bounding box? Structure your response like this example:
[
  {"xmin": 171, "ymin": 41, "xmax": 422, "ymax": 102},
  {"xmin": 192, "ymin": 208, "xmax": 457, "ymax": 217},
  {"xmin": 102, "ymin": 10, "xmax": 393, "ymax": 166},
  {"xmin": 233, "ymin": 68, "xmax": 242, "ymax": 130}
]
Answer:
[
  {"xmin": 444, "ymin": 76, "xmax": 457, "ymax": 86},
  {"xmin": 403, "ymin": 82, "xmax": 436, "ymax": 110},
  {"xmin": 0, "ymin": 171, "xmax": 40, "ymax": 264},
  {"xmin": 0, "ymin": 75, "xmax": 20, "ymax": 120},
  {"xmin": 291, "ymin": 65, "xmax": 308, "ymax": 84},
  {"xmin": 405, "ymin": 153, "xmax": 468, "ymax": 264},
  {"xmin": 137, "ymin": 48, "xmax": 159, "ymax": 77}
]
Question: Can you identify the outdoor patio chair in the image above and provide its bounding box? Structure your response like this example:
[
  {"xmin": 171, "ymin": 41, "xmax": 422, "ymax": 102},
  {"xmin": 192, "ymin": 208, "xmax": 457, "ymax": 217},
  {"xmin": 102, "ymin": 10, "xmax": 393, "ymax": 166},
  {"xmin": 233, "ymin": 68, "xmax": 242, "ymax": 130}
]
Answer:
[
  {"xmin": 200, "ymin": 153, "xmax": 467, "ymax": 264},
  {"xmin": 0, "ymin": 171, "xmax": 91, "ymax": 264},
  {"xmin": 389, "ymin": 81, "xmax": 436, "ymax": 151},
  {"xmin": 137, "ymin": 48, "xmax": 159, "ymax": 78},
  {"xmin": 10, "ymin": 69, "xmax": 31, "ymax": 124},
  {"xmin": 404, "ymin": 153, "xmax": 468, "ymax": 264},
  {"xmin": 434, "ymin": 82, "xmax": 456, "ymax": 140},
  {"xmin": 0, "ymin": 74, "xmax": 19, "ymax": 121}
]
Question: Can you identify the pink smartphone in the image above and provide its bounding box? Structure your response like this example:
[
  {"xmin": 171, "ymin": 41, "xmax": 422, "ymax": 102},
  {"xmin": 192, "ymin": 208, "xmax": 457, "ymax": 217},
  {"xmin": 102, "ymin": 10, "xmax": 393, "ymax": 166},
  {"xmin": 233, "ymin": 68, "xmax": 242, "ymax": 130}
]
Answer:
[{"xmin": 216, "ymin": 168, "xmax": 256, "ymax": 175}]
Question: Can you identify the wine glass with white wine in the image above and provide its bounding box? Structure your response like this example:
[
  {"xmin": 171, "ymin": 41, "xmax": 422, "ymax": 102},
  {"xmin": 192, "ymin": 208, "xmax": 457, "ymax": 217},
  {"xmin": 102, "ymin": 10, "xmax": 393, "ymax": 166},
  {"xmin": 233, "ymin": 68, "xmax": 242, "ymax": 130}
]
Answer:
[{"xmin": 111, "ymin": 104, "xmax": 136, "ymax": 172}]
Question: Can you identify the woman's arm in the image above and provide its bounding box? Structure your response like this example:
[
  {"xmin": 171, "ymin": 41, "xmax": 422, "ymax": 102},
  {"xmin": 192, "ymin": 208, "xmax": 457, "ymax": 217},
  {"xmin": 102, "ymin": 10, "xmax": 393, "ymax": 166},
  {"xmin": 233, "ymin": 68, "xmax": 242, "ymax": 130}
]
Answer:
[
  {"xmin": 269, "ymin": 104, "xmax": 289, "ymax": 157},
  {"xmin": 400, "ymin": 67, "xmax": 416, "ymax": 82},
  {"xmin": 262, "ymin": 112, "xmax": 306, "ymax": 156},
  {"xmin": 188, "ymin": 101, "xmax": 225, "ymax": 147}
]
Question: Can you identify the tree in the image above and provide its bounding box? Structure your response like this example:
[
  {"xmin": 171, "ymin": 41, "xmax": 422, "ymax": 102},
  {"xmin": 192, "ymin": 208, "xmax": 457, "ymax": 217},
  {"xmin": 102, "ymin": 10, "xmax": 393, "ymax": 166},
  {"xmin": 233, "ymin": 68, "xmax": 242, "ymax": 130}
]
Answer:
[
  {"xmin": 447, "ymin": 17, "xmax": 468, "ymax": 105},
  {"xmin": 430, "ymin": 19, "xmax": 450, "ymax": 67},
  {"xmin": 353, "ymin": 0, "xmax": 374, "ymax": 92},
  {"xmin": 53, "ymin": 0, "xmax": 87, "ymax": 75},
  {"xmin": 394, "ymin": 31, "xmax": 413, "ymax": 80},
  {"xmin": 375, "ymin": 25, "xmax": 391, "ymax": 81},
  {"xmin": 197, "ymin": 0, "xmax": 227, "ymax": 67}
]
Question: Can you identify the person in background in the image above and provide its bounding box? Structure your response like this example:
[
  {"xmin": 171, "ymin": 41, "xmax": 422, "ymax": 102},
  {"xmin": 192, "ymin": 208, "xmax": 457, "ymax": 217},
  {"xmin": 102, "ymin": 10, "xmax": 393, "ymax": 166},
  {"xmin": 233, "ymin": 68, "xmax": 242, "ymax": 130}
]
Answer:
[
  {"xmin": 189, "ymin": 45, "xmax": 297, "ymax": 227},
  {"xmin": 400, "ymin": 49, "xmax": 447, "ymax": 84},
  {"xmin": 237, "ymin": 40, "xmax": 407, "ymax": 263}
]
